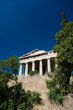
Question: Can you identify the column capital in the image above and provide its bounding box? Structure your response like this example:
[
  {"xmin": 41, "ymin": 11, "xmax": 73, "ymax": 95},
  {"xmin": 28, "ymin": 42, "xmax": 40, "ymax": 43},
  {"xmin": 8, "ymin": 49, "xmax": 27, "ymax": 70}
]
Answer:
[
  {"xmin": 39, "ymin": 59, "xmax": 43, "ymax": 62},
  {"xmin": 47, "ymin": 58, "xmax": 50, "ymax": 60},
  {"xmin": 25, "ymin": 62, "xmax": 28, "ymax": 64}
]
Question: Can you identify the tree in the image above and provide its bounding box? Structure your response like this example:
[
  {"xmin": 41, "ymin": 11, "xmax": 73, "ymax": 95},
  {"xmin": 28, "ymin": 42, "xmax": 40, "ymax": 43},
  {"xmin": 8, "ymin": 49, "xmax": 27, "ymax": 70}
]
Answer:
[
  {"xmin": 8, "ymin": 56, "xmax": 19, "ymax": 75},
  {"xmin": 55, "ymin": 22, "xmax": 73, "ymax": 88},
  {"xmin": 61, "ymin": 12, "xmax": 68, "ymax": 27},
  {"xmin": 0, "ymin": 56, "xmax": 19, "ymax": 75},
  {"xmin": 0, "ymin": 56, "xmax": 42, "ymax": 109},
  {"xmin": 47, "ymin": 21, "xmax": 73, "ymax": 104}
]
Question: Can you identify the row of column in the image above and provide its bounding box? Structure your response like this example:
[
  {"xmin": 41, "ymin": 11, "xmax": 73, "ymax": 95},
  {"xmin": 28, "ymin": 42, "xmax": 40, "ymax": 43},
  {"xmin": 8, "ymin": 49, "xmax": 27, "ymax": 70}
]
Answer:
[{"xmin": 19, "ymin": 59, "xmax": 51, "ymax": 77}]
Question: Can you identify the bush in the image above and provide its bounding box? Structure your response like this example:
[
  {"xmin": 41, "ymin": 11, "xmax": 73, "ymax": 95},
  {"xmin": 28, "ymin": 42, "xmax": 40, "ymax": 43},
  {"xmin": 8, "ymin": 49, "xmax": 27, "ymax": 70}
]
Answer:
[
  {"xmin": 17, "ymin": 91, "xmax": 42, "ymax": 110},
  {"xmin": 17, "ymin": 102, "xmax": 33, "ymax": 110},
  {"xmin": 46, "ymin": 79, "xmax": 57, "ymax": 88},
  {"xmin": 31, "ymin": 92, "xmax": 42, "ymax": 104},
  {"xmin": 47, "ymin": 73, "xmax": 53, "ymax": 78},
  {"xmin": 29, "ymin": 70, "xmax": 38, "ymax": 76},
  {"xmin": 48, "ymin": 87, "xmax": 65, "ymax": 105},
  {"xmin": 46, "ymin": 70, "xmax": 68, "ymax": 105},
  {"xmin": 0, "ymin": 73, "xmax": 42, "ymax": 110},
  {"xmin": 46, "ymin": 69, "xmax": 68, "ymax": 104}
]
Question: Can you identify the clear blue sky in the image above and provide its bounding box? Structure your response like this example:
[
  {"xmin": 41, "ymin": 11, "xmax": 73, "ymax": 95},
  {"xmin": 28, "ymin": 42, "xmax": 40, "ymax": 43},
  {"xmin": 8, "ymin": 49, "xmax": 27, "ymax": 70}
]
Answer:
[{"xmin": 0, "ymin": 0, "xmax": 73, "ymax": 59}]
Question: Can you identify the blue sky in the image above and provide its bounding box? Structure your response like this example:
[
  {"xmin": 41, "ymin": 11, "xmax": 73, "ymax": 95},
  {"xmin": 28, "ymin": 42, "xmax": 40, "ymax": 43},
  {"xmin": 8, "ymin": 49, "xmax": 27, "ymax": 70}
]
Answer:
[{"xmin": 0, "ymin": 0, "xmax": 73, "ymax": 59}]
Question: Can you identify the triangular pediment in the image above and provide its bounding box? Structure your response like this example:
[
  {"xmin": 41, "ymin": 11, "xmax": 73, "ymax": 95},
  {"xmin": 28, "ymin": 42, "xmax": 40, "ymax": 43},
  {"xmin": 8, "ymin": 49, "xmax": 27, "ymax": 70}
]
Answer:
[{"xmin": 19, "ymin": 49, "xmax": 47, "ymax": 59}]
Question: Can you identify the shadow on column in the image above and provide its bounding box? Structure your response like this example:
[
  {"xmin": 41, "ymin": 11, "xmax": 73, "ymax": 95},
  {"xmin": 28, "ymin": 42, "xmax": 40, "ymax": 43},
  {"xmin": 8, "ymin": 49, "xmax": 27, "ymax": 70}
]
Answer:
[
  {"xmin": 35, "ymin": 60, "xmax": 39, "ymax": 74},
  {"xmin": 42, "ymin": 59, "xmax": 47, "ymax": 75}
]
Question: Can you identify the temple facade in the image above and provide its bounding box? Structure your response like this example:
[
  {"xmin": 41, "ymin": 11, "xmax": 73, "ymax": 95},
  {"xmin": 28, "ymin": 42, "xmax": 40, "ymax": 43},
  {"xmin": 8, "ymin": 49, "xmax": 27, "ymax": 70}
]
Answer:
[{"xmin": 19, "ymin": 49, "xmax": 57, "ymax": 77}]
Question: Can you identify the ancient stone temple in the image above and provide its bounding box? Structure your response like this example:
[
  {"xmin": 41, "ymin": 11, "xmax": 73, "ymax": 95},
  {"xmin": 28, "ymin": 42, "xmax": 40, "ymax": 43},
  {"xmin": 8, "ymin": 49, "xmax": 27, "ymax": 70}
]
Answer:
[{"xmin": 19, "ymin": 49, "xmax": 57, "ymax": 77}]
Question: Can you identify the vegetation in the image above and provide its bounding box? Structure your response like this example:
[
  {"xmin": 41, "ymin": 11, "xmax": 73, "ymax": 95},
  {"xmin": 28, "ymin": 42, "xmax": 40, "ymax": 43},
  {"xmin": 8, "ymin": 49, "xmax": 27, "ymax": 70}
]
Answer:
[
  {"xmin": 47, "ymin": 17, "xmax": 73, "ymax": 104},
  {"xmin": 0, "ymin": 56, "xmax": 42, "ymax": 110},
  {"xmin": 29, "ymin": 70, "xmax": 39, "ymax": 76},
  {"xmin": 0, "ymin": 72, "xmax": 42, "ymax": 110},
  {"xmin": 0, "ymin": 56, "xmax": 19, "ymax": 75}
]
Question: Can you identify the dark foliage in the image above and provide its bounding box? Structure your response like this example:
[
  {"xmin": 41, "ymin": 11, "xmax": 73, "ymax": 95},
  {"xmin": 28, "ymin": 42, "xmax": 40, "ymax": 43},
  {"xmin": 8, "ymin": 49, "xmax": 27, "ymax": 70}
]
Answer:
[
  {"xmin": 0, "ymin": 73, "xmax": 42, "ymax": 110},
  {"xmin": 47, "ymin": 21, "xmax": 73, "ymax": 104}
]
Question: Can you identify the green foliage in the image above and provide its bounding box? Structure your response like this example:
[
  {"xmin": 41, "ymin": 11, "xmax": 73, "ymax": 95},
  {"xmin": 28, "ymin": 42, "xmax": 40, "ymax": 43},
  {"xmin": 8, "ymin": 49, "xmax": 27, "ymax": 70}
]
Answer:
[
  {"xmin": 0, "ymin": 73, "xmax": 10, "ymax": 110},
  {"xmin": 13, "ymin": 76, "xmax": 18, "ymax": 83},
  {"xmin": 48, "ymin": 88, "xmax": 64, "ymax": 105},
  {"xmin": 61, "ymin": 12, "xmax": 68, "ymax": 27},
  {"xmin": 55, "ymin": 22, "xmax": 73, "ymax": 63},
  {"xmin": 0, "ymin": 56, "xmax": 19, "ymax": 75},
  {"xmin": 55, "ymin": 22, "xmax": 73, "ymax": 88},
  {"xmin": 31, "ymin": 92, "xmax": 42, "ymax": 104},
  {"xmin": 46, "ymin": 79, "xmax": 57, "ymax": 89},
  {"xmin": 0, "ymin": 73, "xmax": 42, "ymax": 110},
  {"xmin": 47, "ymin": 73, "xmax": 53, "ymax": 78},
  {"xmin": 47, "ymin": 21, "xmax": 73, "ymax": 104},
  {"xmin": 8, "ymin": 56, "xmax": 19, "ymax": 75},
  {"xmin": 0, "ymin": 72, "xmax": 13, "ymax": 83},
  {"xmin": 29, "ymin": 70, "xmax": 39, "ymax": 76},
  {"xmin": 17, "ymin": 102, "xmax": 32, "ymax": 110},
  {"xmin": 0, "ymin": 57, "xmax": 42, "ymax": 109}
]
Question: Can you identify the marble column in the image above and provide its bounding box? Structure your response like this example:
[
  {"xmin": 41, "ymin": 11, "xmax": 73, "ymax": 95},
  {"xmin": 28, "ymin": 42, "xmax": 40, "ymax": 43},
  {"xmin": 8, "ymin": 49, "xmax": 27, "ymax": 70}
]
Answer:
[
  {"xmin": 19, "ymin": 64, "xmax": 23, "ymax": 76},
  {"xmin": 25, "ymin": 63, "xmax": 28, "ymax": 77},
  {"xmin": 47, "ymin": 58, "xmax": 51, "ymax": 73},
  {"xmin": 32, "ymin": 61, "xmax": 35, "ymax": 71},
  {"xmin": 39, "ymin": 60, "xmax": 43, "ymax": 75}
]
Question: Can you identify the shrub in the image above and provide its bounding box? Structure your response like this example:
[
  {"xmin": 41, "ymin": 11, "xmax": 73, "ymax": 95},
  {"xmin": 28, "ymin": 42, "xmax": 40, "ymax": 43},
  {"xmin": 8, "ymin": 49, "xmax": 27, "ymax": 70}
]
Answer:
[
  {"xmin": 29, "ymin": 70, "xmax": 38, "ymax": 76},
  {"xmin": 17, "ymin": 102, "xmax": 33, "ymax": 110},
  {"xmin": 31, "ymin": 92, "xmax": 42, "ymax": 104},
  {"xmin": 48, "ymin": 87, "xmax": 64, "ymax": 105},
  {"xmin": 0, "ymin": 73, "xmax": 42, "ymax": 110},
  {"xmin": 47, "ymin": 73, "xmax": 53, "ymax": 78},
  {"xmin": 17, "ymin": 91, "xmax": 42, "ymax": 110},
  {"xmin": 46, "ymin": 79, "xmax": 57, "ymax": 88}
]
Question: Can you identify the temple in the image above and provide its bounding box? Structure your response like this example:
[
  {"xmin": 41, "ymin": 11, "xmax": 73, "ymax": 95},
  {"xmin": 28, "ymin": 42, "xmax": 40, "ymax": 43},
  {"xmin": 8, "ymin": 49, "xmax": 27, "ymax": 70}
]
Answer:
[{"xmin": 19, "ymin": 49, "xmax": 57, "ymax": 77}]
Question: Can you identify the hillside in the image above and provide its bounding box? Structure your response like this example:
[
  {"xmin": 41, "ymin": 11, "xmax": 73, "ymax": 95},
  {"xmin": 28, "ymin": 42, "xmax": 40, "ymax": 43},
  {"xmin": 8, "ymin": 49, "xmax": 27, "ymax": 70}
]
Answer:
[{"xmin": 18, "ymin": 75, "xmax": 73, "ymax": 110}]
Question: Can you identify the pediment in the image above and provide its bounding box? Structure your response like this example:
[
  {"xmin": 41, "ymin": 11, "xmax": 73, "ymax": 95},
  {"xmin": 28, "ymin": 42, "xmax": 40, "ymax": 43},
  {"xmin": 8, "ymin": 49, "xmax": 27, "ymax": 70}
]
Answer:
[{"xmin": 19, "ymin": 49, "xmax": 47, "ymax": 59}]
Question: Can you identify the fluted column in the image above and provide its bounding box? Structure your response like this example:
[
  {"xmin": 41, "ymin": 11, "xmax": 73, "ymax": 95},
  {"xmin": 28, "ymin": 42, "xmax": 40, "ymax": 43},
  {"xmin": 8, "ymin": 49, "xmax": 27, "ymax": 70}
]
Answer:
[
  {"xmin": 19, "ymin": 64, "xmax": 23, "ymax": 76},
  {"xmin": 39, "ymin": 60, "xmax": 43, "ymax": 75},
  {"xmin": 47, "ymin": 58, "xmax": 51, "ymax": 73},
  {"xmin": 32, "ymin": 61, "xmax": 35, "ymax": 71},
  {"xmin": 25, "ymin": 63, "xmax": 28, "ymax": 77}
]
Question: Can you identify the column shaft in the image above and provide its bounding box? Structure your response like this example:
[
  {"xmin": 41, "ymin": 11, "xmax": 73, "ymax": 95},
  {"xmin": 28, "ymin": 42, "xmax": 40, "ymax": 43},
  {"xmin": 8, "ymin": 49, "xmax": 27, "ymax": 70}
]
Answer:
[
  {"xmin": 19, "ymin": 64, "xmax": 22, "ymax": 76},
  {"xmin": 25, "ymin": 63, "xmax": 28, "ymax": 77},
  {"xmin": 39, "ymin": 60, "xmax": 43, "ymax": 75},
  {"xmin": 32, "ymin": 61, "xmax": 35, "ymax": 71},
  {"xmin": 47, "ymin": 59, "xmax": 51, "ymax": 73}
]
